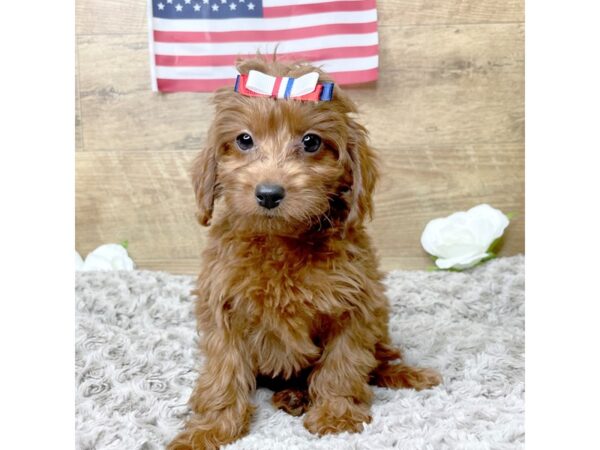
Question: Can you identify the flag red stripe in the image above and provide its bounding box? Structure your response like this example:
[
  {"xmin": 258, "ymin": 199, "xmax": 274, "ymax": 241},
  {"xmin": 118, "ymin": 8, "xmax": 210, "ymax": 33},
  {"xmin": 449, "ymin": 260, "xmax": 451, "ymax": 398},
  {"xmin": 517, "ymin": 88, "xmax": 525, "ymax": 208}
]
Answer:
[
  {"xmin": 154, "ymin": 21, "xmax": 377, "ymax": 43},
  {"xmin": 329, "ymin": 67, "xmax": 378, "ymax": 85},
  {"xmin": 155, "ymin": 45, "xmax": 379, "ymax": 67},
  {"xmin": 156, "ymin": 68, "xmax": 378, "ymax": 92},
  {"xmin": 263, "ymin": 0, "xmax": 376, "ymax": 18}
]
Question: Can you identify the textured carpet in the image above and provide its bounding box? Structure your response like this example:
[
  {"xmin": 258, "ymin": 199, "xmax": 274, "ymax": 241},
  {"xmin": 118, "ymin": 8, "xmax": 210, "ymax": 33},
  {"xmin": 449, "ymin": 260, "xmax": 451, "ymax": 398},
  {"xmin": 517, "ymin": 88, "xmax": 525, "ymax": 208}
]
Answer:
[{"xmin": 75, "ymin": 255, "xmax": 524, "ymax": 450}]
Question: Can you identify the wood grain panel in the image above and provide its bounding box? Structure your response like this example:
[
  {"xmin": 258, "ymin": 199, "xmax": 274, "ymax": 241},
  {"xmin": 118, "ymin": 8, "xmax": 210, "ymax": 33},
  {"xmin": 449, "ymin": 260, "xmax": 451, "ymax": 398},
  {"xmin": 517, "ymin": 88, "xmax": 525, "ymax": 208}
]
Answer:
[
  {"xmin": 77, "ymin": 23, "xmax": 522, "ymax": 152},
  {"xmin": 75, "ymin": 0, "xmax": 524, "ymax": 273},
  {"xmin": 368, "ymin": 142, "xmax": 524, "ymax": 267},
  {"xmin": 352, "ymin": 23, "xmax": 524, "ymax": 145},
  {"xmin": 76, "ymin": 141, "xmax": 523, "ymax": 273},
  {"xmin": 76, "ymin": 0, "xmax": 148, "ymax": 36},
  {"xmin": 377, "ymin": 0, "xmax": 523, "ymax": 26},
  {"xmin": 76, "ymin": 47, "xmax": 83, "ymax": 152},
  {"xmin": 75, "ymin": 0, "xmax": 523, "ymax": 35},
  {"xmin": 77, "ymin": 34, "xmax": 211, "ymax": 153},
  {"xmin": 76, "ymin": 150, "xmax": 207, "ymax": 261}
]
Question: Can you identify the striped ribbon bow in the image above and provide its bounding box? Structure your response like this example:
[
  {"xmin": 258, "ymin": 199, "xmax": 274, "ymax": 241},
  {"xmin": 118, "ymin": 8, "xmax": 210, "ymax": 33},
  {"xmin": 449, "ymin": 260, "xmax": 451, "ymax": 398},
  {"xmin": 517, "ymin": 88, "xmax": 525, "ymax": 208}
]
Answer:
[{"xmin": 234, "ymin": 70, "xmax": 334, "ymax": 102}]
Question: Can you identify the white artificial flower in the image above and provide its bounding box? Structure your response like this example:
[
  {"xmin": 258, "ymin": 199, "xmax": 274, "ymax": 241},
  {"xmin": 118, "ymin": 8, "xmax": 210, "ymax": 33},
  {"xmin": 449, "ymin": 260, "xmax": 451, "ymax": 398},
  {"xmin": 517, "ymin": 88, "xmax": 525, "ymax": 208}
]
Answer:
[
  {"xmin": 81, "ymin": 243, "xmax": 135, "ymax": 271},
  {"xmin": 75, "ymin": 251, "xmax": 84, "ymax": 271},
  {"xmin": 421, "ymin": 204, "xmax": 510, "ymax": 270}
]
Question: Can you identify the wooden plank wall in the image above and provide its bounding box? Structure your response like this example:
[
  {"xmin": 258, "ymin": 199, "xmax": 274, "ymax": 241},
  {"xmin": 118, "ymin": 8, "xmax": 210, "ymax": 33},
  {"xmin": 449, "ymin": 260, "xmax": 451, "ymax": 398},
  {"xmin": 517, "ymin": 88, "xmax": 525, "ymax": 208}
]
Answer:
[{"xmin": 75, "ymin": 0, "xmax": 524, "ymax": 274}]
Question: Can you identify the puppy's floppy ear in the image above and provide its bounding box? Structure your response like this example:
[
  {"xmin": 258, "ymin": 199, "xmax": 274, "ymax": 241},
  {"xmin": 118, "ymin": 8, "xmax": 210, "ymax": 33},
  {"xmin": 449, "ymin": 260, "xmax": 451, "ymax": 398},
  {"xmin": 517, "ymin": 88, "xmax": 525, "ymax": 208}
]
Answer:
[
  {"xmin": 191, "ymin": 143, "xmax": 218, "ymax": 226},
  {"xmin": 345, "ymin": 118, "xmax": 379, "ymax": 227}
]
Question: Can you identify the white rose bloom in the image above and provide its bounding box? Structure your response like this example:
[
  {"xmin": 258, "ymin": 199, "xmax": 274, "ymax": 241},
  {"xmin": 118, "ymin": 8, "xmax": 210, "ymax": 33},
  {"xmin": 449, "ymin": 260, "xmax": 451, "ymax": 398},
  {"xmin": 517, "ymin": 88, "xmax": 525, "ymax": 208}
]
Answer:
[
  {"xmin": 82, "ymin": 243, "xmax": 135, "ymax": 271},
  {"xmin": 75, "ymin": 251, "xmax": 84, "ymax": 271},
  {"xmin": 421, "ymin": 204, "xmax": 510, "ymax": 270}
]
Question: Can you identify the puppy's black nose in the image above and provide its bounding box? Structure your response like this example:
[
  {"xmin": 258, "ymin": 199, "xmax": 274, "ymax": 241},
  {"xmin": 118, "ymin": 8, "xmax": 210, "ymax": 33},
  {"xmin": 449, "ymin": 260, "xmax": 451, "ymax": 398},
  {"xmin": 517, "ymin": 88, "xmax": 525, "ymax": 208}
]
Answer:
[{"xmin": 255, "ymin": 184, "xmax": 285, "ymax": 209}]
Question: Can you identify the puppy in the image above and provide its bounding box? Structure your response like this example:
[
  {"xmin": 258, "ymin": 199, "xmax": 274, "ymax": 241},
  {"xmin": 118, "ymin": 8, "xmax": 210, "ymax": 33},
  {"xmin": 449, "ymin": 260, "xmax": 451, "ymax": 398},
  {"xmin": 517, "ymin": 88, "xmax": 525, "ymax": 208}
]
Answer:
[{"xmin": 168, "ymin": 58, "xmax": 441, "ymax": 450}]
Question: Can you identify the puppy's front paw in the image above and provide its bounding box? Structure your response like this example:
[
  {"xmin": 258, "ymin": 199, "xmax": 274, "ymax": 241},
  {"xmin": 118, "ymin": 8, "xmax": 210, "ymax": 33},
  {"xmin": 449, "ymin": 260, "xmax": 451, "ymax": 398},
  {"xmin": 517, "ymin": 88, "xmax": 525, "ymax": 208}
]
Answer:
[
  {"xmin": 166, "ymin": 430, "xmax": 195, "ymax": 450},
  {"xmin": 303, "ymin": 400, "xmax": 371, "ymax": 435},
  {"xmin": 373, "ymin": 363, "xmax": 443, "ymax": 391},
  {"xmin": 413, "ymin": 367, "xmax": 443, "ymax": 390},
  {"xmin": 166, "ymin": 428, "xmax": 225, "ymax": 450}
]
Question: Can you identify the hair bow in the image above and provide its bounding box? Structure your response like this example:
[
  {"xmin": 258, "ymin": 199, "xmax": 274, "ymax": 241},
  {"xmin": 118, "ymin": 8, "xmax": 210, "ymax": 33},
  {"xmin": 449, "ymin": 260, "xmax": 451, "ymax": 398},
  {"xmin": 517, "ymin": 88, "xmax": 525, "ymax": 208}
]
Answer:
[{"xmin": 234, "ymin": 70, "xmax": 334, "ymax": 102}]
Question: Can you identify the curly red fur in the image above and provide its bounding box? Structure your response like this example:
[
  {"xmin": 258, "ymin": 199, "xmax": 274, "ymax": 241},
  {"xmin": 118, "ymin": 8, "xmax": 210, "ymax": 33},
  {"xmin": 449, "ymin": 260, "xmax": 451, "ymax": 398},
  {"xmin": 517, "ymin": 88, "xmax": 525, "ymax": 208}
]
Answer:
[{"xmin": 168, "ymin": 57, "xmax": 441, "ymax": 450}]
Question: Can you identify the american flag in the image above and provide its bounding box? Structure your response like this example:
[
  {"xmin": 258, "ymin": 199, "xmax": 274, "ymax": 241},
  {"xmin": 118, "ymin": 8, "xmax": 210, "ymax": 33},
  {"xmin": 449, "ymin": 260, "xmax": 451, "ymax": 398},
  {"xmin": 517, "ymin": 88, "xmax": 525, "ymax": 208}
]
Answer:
[{"xmin": 147, "ymin": 0, "xmax": 378, "ymax": 92}]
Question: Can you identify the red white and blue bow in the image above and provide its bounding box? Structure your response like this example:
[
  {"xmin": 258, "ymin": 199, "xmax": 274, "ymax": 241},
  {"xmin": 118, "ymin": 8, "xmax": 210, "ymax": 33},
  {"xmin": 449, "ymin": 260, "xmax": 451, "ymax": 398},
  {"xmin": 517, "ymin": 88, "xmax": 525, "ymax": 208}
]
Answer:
[{"xmin": 234, "ymin": 70, "xmax": 334, "ymax": 102}]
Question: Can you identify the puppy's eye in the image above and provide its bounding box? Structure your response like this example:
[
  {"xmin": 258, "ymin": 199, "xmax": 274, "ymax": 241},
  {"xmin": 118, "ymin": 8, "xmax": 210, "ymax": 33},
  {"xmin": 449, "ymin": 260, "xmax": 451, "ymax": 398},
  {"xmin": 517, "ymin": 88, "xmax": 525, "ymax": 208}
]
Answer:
[
  {"xmin": 235, "ymin": 133, "xmax": 254, "ymax": 151},
  {"xmin": 302, "ymin": 134, "xmax": 321, "ymax": 153}
]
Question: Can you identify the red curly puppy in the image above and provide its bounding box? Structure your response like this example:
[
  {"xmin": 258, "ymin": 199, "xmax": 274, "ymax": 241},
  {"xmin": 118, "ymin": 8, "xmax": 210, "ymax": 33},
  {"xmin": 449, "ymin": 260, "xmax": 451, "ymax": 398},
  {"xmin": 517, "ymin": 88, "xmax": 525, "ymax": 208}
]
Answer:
[{"xmin": 168, "ymin": 58, "xmax": 441, "ymax": 450}]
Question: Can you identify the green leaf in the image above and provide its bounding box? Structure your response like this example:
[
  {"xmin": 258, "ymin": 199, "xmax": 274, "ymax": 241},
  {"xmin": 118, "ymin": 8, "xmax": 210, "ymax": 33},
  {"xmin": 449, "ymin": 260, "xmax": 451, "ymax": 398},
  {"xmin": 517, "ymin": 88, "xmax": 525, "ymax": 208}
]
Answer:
[
  {"xmin": 481, "ymin": 253, "xmax": 497, "ymax": 263},
  {"xmin": 487, "ymin": 236, "xmax": 504, "ymax": 254},
  {"xmin": 505, "ymin": 211, "xmax": 517, "ymax": 220},
  {"xmin": 120, "ymin": 240, "xmax": 129, "ymax": 250}
]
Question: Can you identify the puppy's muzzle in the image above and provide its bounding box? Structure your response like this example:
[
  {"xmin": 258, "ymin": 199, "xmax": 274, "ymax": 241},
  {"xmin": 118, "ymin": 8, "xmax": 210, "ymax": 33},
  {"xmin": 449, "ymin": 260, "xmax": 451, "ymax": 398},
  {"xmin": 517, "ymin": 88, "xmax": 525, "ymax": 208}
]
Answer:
[{"xmin": 255, "ymin": 184, "xmax": 285, "ymax": 209}]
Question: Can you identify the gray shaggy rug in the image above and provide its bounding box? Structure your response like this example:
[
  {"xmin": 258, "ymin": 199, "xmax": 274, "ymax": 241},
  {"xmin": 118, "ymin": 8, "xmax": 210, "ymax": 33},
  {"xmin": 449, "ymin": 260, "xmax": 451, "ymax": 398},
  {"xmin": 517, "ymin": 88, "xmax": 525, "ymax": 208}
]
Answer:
[{"xmin": 75, "ymin": 256, "xmax": 524, "ymax": 450}]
